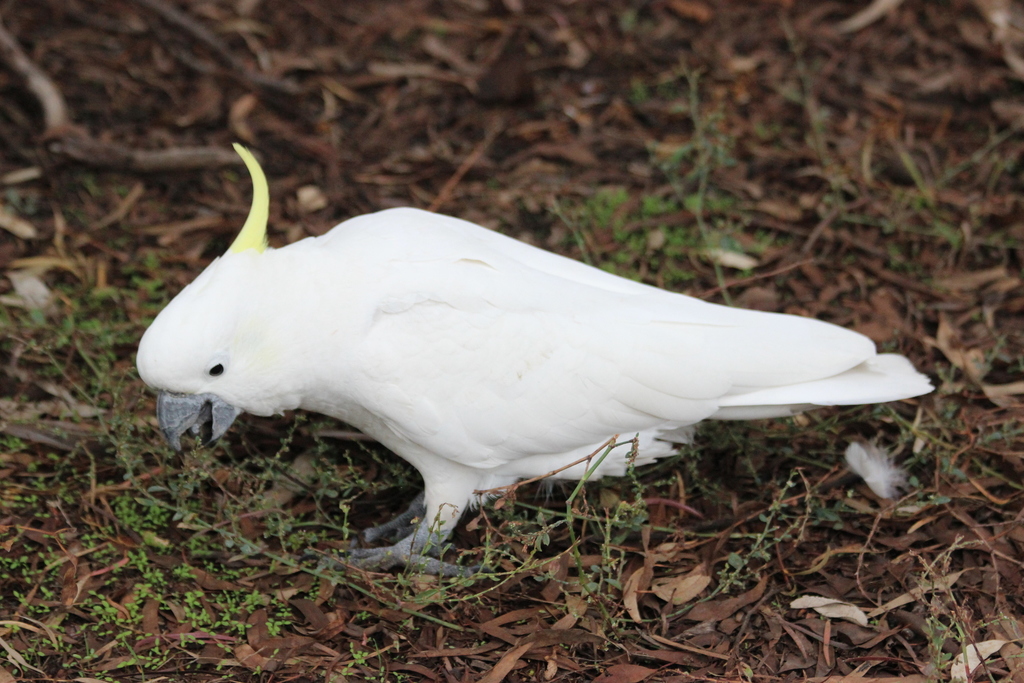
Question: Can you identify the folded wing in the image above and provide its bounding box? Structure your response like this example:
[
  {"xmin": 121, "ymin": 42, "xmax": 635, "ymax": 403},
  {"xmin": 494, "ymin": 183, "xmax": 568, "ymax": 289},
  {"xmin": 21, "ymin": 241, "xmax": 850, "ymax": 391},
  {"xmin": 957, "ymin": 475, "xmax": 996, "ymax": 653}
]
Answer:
[{"xmin": 337, "ymin": 209, "xmax": 930, "ymax": 469}]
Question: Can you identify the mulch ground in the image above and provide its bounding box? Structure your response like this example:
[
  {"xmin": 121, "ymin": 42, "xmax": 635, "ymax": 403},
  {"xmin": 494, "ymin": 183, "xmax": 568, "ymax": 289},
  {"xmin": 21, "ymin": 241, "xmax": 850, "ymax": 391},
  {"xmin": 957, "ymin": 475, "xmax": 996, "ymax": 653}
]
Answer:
[{"xmin": 1, "ymin": 0, "xmax": 1023, "ymax": 681}]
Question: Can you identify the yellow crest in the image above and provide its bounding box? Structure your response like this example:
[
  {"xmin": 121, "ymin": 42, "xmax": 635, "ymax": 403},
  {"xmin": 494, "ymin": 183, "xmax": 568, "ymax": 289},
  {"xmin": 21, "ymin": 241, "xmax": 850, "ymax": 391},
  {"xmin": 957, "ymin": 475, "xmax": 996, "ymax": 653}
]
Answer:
[{"xmin": 229, "ymin": 143, "xmax": 269, "ymax": 254}]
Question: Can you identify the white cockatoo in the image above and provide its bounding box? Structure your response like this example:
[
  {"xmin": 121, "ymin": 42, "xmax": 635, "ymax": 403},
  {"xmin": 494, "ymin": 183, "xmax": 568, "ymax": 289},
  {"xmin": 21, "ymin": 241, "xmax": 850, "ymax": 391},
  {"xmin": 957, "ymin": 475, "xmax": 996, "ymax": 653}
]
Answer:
[{"xmin": 137, "ymin": 145, "xmax": 932, "ymax": 574}]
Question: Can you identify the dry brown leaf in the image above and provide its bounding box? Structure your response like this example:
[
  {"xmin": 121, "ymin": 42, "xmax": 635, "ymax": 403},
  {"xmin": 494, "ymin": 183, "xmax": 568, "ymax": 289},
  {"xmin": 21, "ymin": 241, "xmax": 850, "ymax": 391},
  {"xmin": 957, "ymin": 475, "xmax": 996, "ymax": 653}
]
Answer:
[
  {"xmin": 867, "ymin": 569, "xmax": 967, "ymax": 618},
  {"xmin": 320, "ymin": 77, "xmax": 365, "ymax": 104},
  {"xmin": 265, "ymin": 453, "xmax": 319, "ymax": 507},
  {"xmin": 972, "ymin": 0, "xmax": 1024, "ymax": 78},
  {"xmin": 795, "ymin": 544, "xmax": 868, "ymax": 576},
  {"xmin": 622, "ymin": 566, "xmax": 645, "ymax": 623},
  {"xmin": 0, "ymin": 398, "xmax": 71, "ymax": 421},
  {"xmin": 983, "ymin": 382, "xmax": 1024, "ymax": 407},
  {"xmin": 727, "ymin": 55, "xmax": 763, "ymax": 74},
  {"xmin": 191, "ymin": 567, "xmax": 245, "ymax": 591},
  {"xmin": 0, "ymin": 166, "xmax": 41, "ymax": 184},
  {"xmin": 982, "ymin": 381, "xmax": 1024, "ymax": 398},
  {"xmin": 296, "ymin": 185, "xmax": 328, "ymax": 214},
  {"xmin": 229, "ymin": 93, "xmax": 258, "ymax": 143},
  {"xmin": 368, "ymin": 61, "xmax": 457, "ymax": 81},
  {"xmin": 475, "ymin": 39, "xmax": 533, "ymax": 104},
  {"xmin": 646, "ymin": 228, "xmax": 666, "ymax": 251},
  {"xmin": 755, "ymin": 199, "xmax": 803, "ymax": 221},
  {"xmin": 836, "ymin": 0, "xmax": 907, "ymax": 34},
  {"xmin": 592, "ymin": 664, "xmax": 657, "ymax": 683},
  {"xmin": 790, "ymin": 596, "xmax": 869, "ymax": 627},
  {"xmin": 552, "ymin": 28, "xmax": 590, "ymax": 69},
  {"xmin": 708, "ymin": 248, "xmax": 759, "ymax": 270},
  {"xmin": 8, "ymin": 255, "xmax": 80, "ymax": 274},
  {"xmin": 687, "ymin": 575, "xmax": 767, "ymax": 622},
  {"xmin": 733, "ymin": 285, "xmax": 779, "ymax": 312},
  {"xmin": 233, "ymin": 643, "xmax": 270, "ymax": 671},
  {"xmin": 651, "ymin": 567, "xmax": 711, "ymax": 605},
  {"xmin": 665, "ymin": 0, "xmax": 713, "ymax": 23},
  {"xmin": 34, "ymin": 381, "xmax": 105, "ymax": 419},
  {"xmin": 650, "ymin": 137, "xmax": 688, "ymax": 162},
  {"xmin": 819, "ymin": 672, "xmax": 928, "ymax": 682},
  {"xmin": 992, "ymin": 98, "xmax": 1024, "ymax": 123},
  {"xmin": 645, "ymin": 633, "xmax": 732, "ymax": 660},
  {"xmin": 0, "ymin": 634, "xmax": 43, "ymax": 675},
  {"xmin": 92, "ymin": 181, "xmax": 145, "ymax": 230},
  {"xmin": 289, "ymin": 598, "xmax": 330, "ymax": 632},
  {"xmin": 973, "ymin": 0, "xmax": 1014, "ymax": 43},
  {"xmin": 932, "ymin": 315, "xmax": 988, "ymax": 383},
  {"xmin": 0, "ymin": 205, "xmax": 37, "ymax": 238},
  {"xmin": 528, "ymin": 629, "xmax": 603, "ymax": 648},
  {"xmin": 951, "ymin": 639, "xmax": 1007, "ymax": 681},
  {"xmin": 0, "ymin": 619, "xmax": 57, "ymax": 645},
  {"xmin": 526, "ymin": 141, "xmax": 599, "ymax": 166},
  {"xmin": 60, "ymin": 553, "xmax": 83, "ymax": 607},
  {"xmin": 933, "ymin": 266, "xmax": 1010, "ymax": 291},
  {"xmin": 5, "ymin": 270, "xmax": 53, "ymax": 311},
  {"xmin": 600, "ymin": 488, "xmax": 621, "ymax": 509},
  {"xmin": 136, "ymin": 215, "xmax": 226, "ymax": 247},
  {"xmin": 421, "ymin": 34, "xmax": 480, "ymax": 77},
  {"xmin": 477, "ymin": 642, "xmax": 533, "ymax": 683},
  {"xmin": 174, "ymin": 79, "xmax": 223, "ymax": 128}
]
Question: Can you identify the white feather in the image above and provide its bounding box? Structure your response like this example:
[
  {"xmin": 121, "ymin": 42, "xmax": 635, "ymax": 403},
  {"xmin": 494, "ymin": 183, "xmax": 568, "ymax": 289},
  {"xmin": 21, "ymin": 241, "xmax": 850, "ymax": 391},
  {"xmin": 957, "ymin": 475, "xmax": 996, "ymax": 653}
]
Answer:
[{"xmin": 844, "ymin": 441, "xmax": 907, "ymax": 499}]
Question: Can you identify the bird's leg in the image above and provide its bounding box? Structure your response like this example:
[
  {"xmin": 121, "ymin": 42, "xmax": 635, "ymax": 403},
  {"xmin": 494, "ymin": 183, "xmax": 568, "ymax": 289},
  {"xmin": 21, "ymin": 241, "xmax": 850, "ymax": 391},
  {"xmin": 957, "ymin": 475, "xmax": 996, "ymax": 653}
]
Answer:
[
  {"xmin": 328, "ymin": 466, "xmax": 484, "ymax": 576},
  {"xmin": 343, "ymin": 515, "xmax": 476, "ymax": 577},
  {"xmin": 360, "ymin": 491, "xmax": 426, "ymax": 543}
]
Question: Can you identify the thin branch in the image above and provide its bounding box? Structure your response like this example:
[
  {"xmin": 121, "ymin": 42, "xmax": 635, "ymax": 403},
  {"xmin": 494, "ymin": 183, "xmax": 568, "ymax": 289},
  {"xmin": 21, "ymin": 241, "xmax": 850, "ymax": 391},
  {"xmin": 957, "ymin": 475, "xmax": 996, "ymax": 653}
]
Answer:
[
  {"xmin": 474, "ymin": 436, "xmax": 620, "ymax": 497},
  {"xmin": 131, "ymin": 0, "xmax": 301, "ymax": 95},
  {"xmin": 427, "ymin": 117, "xmax": 504, "ymax": 213},
  {"xmin": 0, "ymin": 14, "xmax": 71, "ymax": 134},
  {"xmin": 698, "ymin": 258, "xmax": 814, "ymax": 299},
  {"xmin": 835, "ymin": 0, "xmax": 906, "ymax": 34},
  {"xmin": 52, "ymin": 137, "xmax": 242, "ymax": 172},
  {"xmin": 643, "ymin": 498, "xmax": 705, "ymax": 519},
  {"xmin": 0, "ymin": 14, "xmax": 242, "ymax": 173}
]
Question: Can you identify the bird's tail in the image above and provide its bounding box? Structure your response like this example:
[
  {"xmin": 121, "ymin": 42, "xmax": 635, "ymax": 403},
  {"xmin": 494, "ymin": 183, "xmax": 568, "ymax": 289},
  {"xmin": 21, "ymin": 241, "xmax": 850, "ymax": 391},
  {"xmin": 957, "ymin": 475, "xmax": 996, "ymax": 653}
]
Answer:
[{"xmin": 710, "ymin": 354, "xmax": 932, "ymax": 420}]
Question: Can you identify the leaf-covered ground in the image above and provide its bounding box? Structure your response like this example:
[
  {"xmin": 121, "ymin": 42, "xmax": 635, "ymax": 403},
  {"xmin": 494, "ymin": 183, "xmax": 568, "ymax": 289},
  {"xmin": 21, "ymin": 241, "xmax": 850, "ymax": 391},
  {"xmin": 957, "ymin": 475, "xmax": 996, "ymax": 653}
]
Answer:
[{"xmin": 1, "ymin": 0, "xmax": 1023, "ymax": 681}]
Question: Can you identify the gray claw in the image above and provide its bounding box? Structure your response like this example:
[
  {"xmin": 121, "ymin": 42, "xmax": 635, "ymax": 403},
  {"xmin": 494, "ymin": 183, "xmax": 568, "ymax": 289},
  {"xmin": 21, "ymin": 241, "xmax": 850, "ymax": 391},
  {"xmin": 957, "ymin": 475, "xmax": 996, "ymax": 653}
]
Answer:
[
  {"xmin": 343, "ymin": 518, "xmax": 478, "ymax": 577},
  {"xmin": 361, "ymin": 492, "xmax": 427, "ymax": 543}
]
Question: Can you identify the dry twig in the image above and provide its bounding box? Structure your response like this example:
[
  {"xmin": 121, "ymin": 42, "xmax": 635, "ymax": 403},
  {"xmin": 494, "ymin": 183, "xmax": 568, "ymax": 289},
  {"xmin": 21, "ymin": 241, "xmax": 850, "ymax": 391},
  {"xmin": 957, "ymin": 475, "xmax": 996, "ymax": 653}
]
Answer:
[
  {"xmin": 52, "ymin": 137, "xmax": 242, "ymax": 172},
  {"xmin": 427, "ymin": 117, "xmax": 504, "ymax": 213},
  {"xmin": 0, "ymin": 14, "xmax": 71, "ymax": 134},
  {"xmin": 131, "ymin": 0, "xmax": 301, "ymax": 94},
  {"xmin": 835, "ymin": 0, "xmax": 907, "ymax": 34},
  {"xmin": 0, "ymin": 14, "xmax": 242, "ymax": 172},
  {"xmin": 474, "ymin": 435, "xmax": 619, "ymax": 497}
]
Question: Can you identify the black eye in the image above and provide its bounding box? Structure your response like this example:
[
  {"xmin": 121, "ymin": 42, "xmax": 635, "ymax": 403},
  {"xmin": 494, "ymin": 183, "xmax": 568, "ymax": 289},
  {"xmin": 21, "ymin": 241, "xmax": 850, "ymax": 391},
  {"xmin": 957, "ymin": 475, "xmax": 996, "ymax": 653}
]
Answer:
[{"xmin": 209, "ymin": 364, "xmax": 224, "ymax": 376}]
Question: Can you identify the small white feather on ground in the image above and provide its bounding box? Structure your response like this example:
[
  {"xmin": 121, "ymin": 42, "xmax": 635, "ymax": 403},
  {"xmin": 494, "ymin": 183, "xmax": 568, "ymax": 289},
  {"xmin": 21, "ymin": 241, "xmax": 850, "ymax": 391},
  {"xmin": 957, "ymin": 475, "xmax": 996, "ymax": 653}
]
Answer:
[{"xmin": 844, "ymin": 441, "xmax": 907, "ymax": 499}]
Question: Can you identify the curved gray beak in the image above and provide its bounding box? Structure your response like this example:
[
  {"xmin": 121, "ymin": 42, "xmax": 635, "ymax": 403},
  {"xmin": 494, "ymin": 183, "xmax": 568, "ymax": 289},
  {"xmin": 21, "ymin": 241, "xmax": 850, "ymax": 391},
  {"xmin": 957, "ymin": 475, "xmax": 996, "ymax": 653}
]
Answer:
[{"xmin": 156, "ymin": 391, "xmax": 242, "ymax": 451}]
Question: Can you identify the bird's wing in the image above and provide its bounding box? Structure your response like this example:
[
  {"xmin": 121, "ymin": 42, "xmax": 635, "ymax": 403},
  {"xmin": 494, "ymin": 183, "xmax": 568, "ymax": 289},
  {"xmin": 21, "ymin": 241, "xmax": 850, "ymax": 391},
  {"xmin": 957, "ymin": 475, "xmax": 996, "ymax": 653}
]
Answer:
[{"xmin": 340, "ymin": 214, "xmax": 882, "ymax": 470}]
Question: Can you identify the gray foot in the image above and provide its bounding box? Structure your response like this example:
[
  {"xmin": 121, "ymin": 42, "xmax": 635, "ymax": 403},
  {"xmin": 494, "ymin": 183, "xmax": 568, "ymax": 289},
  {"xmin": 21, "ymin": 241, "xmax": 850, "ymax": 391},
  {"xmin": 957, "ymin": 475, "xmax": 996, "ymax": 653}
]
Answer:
[
  {"xmin": 344, "ymin": 519, "xmax": 479, "ymax": 577},
  {"xmin": 360, "ymin": 492, "xmax": 426, "ymax": 544}
]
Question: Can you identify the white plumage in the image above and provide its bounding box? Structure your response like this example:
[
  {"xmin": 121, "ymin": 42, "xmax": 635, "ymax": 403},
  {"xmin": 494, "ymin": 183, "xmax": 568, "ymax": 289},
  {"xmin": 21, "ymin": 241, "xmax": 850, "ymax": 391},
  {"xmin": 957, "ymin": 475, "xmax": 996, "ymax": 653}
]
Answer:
[{"xmin": 136, "ymin": 150, "xmax": 932, "ymax": 574}]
